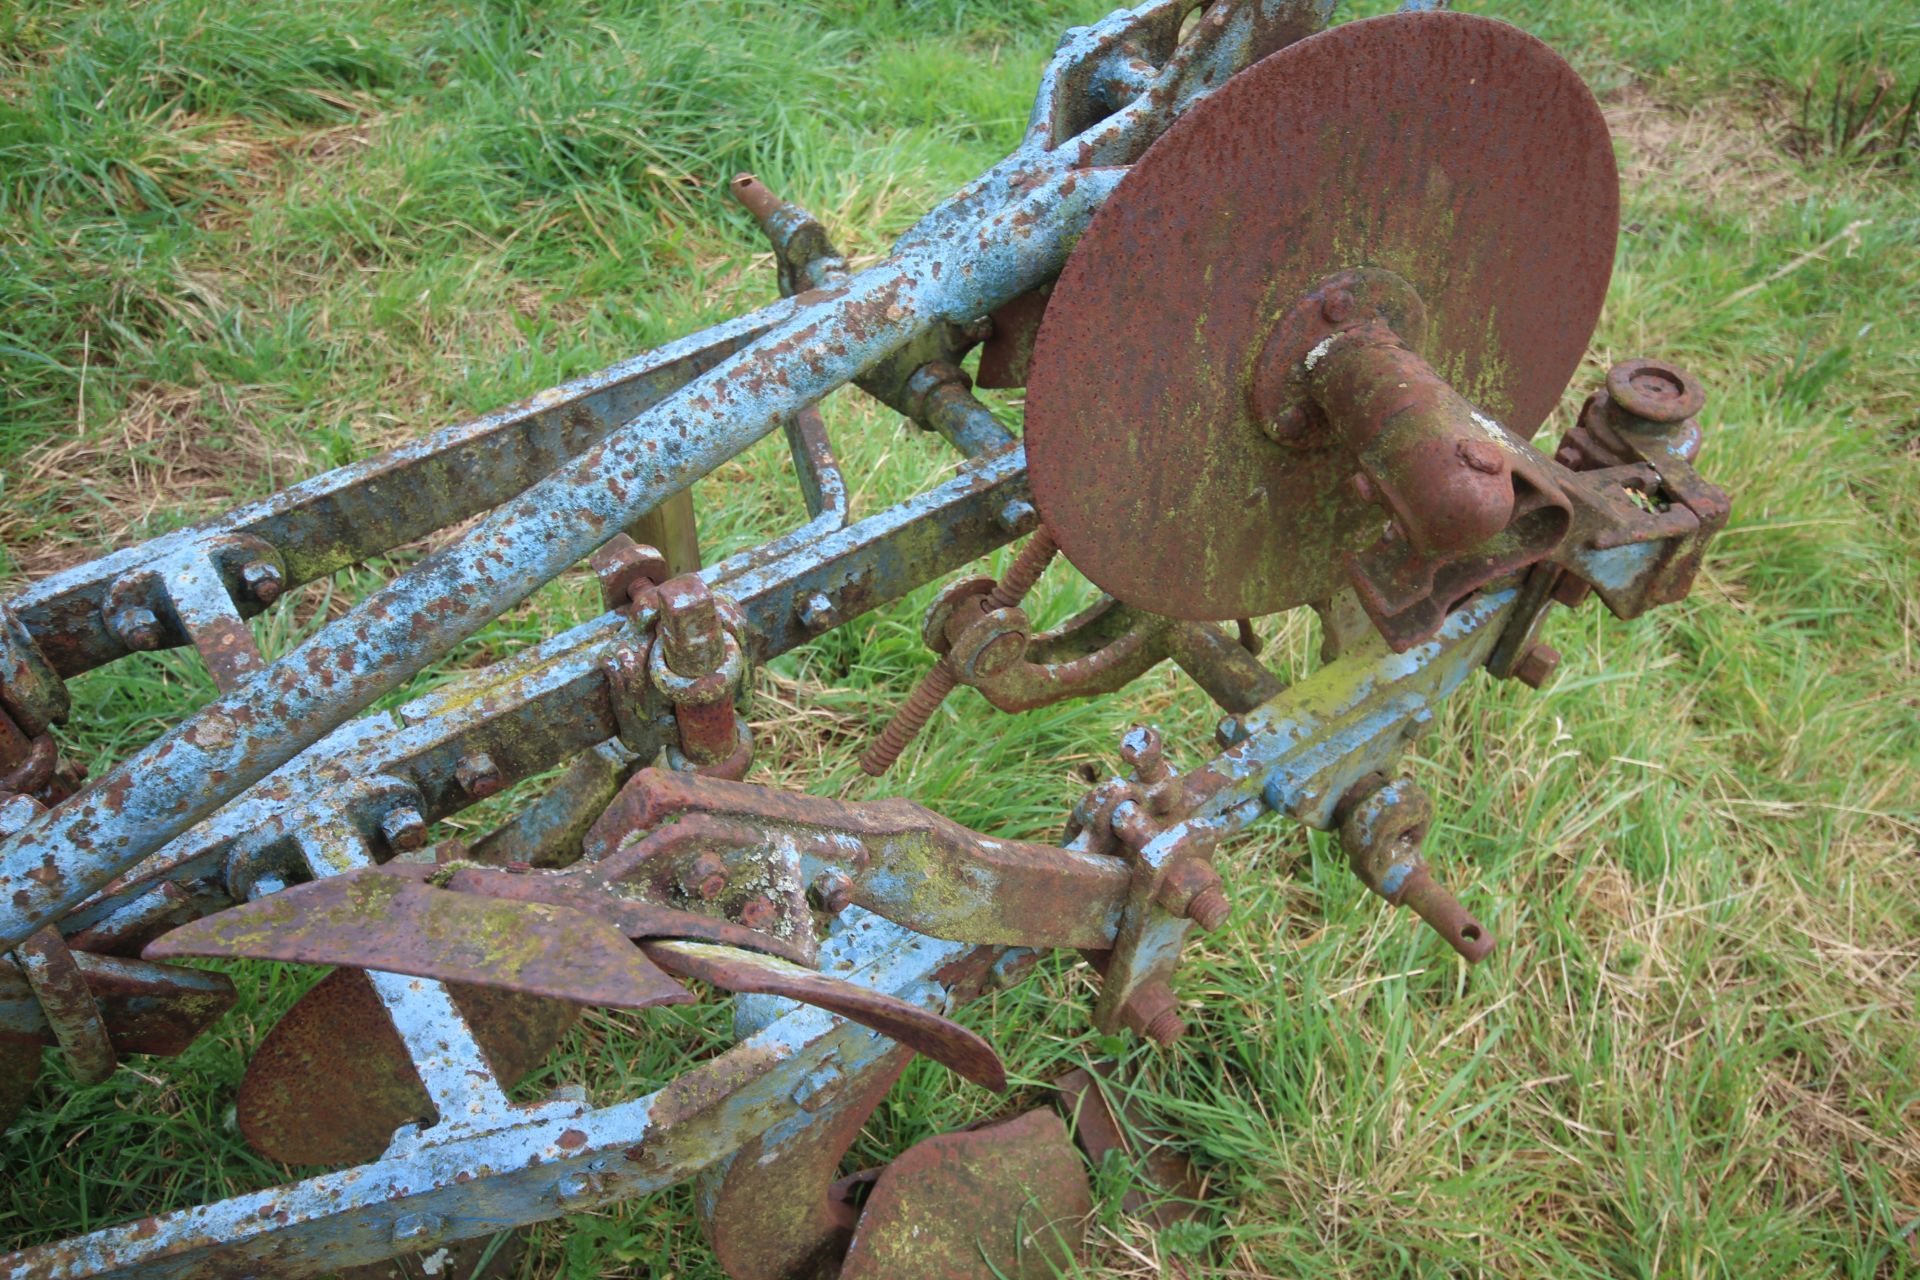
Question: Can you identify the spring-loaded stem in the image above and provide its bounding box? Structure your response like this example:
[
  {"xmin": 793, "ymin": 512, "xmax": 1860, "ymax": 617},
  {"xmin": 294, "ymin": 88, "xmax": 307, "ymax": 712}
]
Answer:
[{"xmin": 859, "ymin": 530, "xmax": 1056, "ymax": 776}]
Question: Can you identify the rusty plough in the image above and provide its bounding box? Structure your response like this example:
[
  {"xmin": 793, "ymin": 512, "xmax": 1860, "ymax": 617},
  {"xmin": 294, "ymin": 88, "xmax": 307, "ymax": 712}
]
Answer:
[{"xmin": 1, "ymin": 4, "xmax": 1730, "ymax": 1276}]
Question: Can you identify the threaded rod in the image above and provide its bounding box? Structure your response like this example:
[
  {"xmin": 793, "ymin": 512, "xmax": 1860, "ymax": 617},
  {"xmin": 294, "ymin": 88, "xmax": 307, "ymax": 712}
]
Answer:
[{"xmin": 858, "ymin": 529, "xmax": 1057, "ymax": 777}]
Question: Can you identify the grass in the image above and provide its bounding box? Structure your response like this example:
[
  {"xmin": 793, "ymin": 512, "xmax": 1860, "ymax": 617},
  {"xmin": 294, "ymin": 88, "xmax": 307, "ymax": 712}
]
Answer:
[{"xmin": 2, "ymin": 0, "xmax": 1917, "ymax": 1275}]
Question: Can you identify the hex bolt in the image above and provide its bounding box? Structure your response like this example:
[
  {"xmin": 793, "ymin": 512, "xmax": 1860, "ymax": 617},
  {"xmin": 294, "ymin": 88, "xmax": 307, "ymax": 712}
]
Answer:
[
  {"xmin": 657, "ymin": 576, "xmax": 726, "ymax": 677},
  {"xmin": 391, "ymin": 1212, "xmax": 443, "ymax": 1243},
  {"xmin": 590, "ymin": 535, "xmax": 668, "ymax": 611},
  {"xmin": 789, "ymin": 1062, "xmax": 843, "ymax": 1110},
  {"xmin": 1157, "ymin": 858, "xmax": 1229, "ymax": 931},
  {"xmin": 239, "ymin": 559, "xmax": 284, "ymax": 605},
  {"xmin": 1186, "ymin": 886, "xmax": 1230, "ymax": 931},
  {"xmin": 110, "ymin": 606, "xmax": 164, "ymax": 652},
  {"xmin": 1144, "ymin": 1007, "xmax": 1187, "ymax": 1047},
  {"xmin": 996, "ymin": 497, "xmax": 1037, "ymax": 535},
  {"xmin": 1514, "ymin": 643, "xmax": 1561, "ymax": 690},
  {"xmin": 809, "ymin": 870, "xmax": 854, "ymax": 915},
  {"xmin": 1215, "ymin": 715, "xmax": 1249, "ymax": 749},
  {"xmin": 1551, "ymin": 573, "xmax": 1593, "ymax": 609},
  {"xmin": 380, "ymin": 805, "xmax": 429, "ymax": 853},
  {"xmin": 1118, "ymin": 725, "xmax": 1168, "ymax": 784},
  {"xmin": 797, "ymin": 591, "xmax": 837, "ymax": 633},
  {"xmin": 683, "ymin": 852, "xmax": 728, "ymax": 901},
  {"xmin": 455, "ymin": 751, "xmax": 504, "ymax": 800},
  {"xmin": 1457, "ymin": 439, "xmax": 1504, "ymax": 475},
  {"xmin": 1605, "ymin": 358, "xmax": 1704, "ymax": 428},
  {"xmin": 553, "ymin": 1170, "xmax": 603, "ymax": 1206},
  {"xmin": 738, "ymin": 895, "xmax": 777, "ymax": 931},
  {"xmin": 1122, "ymin": 980, "xmax": 1186, "ymax": 1047}
]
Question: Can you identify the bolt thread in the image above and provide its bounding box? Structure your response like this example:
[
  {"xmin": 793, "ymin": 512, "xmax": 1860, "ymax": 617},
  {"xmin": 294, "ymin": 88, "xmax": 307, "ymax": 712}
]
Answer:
[
  {"xmin": 1186, "ymin": 886, "xmax": 1230, "ymax": 932},
  {"xmin": 984, "ymin": 529, "xmax": 1056, "ymax": 610},
  {"xmin": 1143, "ymin": 1007, "xmax": 1186, "ymax": 1048},
  {"xmin": 858, "ymin": 530, "xmax": 1052, "ymax": 777},
  {"xmin": 859, "ymin": 659, "xmax": 959, "ymax": 776}
]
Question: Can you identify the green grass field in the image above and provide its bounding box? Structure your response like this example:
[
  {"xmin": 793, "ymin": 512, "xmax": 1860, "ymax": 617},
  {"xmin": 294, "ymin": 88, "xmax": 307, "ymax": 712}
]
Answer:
[{"xmin": 3, "ymin": 0, "xmax": 1918, "ymax": 1275}]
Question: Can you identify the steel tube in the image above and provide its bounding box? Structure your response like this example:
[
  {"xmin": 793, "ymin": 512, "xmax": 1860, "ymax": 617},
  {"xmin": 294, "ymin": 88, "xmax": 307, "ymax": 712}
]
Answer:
[
  {"xmin": 0, "ymin": 916, "xmax": 971, "ymax": 1280},
  {"xmin": 45, "ymin": 449, "xmax": 1034, "ymax": 939},
  {"xmin": 0, "ymin": 169, "xmax": 1124, "ymax": 952}
]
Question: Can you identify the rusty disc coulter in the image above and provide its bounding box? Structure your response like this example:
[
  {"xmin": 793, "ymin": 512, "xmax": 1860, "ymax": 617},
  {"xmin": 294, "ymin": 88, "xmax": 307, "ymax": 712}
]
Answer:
[{"xmin": 1026, "ymin": 11, "xmax": 1619, "ymax": 621}]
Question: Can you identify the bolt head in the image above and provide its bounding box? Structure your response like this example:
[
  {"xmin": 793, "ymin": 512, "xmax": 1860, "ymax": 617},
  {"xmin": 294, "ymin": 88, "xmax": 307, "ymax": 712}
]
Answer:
[
  {"xmin": 684, "ymin": 852, "xmax": 729, "ymax": 901},
  {"xmin": 391, "ymin": 1212, "xmax": 442, "ymax": 1243},
  {"xmin": 1457, "ymin": 439, "xmax": 1504, "ymax": 475},
  {"xmin": 554, "ymin": 1170, "xmax": 602, "ymax": 1205},
  {"xmin": 1515, "ymin": 644, "xmax": 1561, "ymax": 690},
  {"xmin": 239, "ymin": 559, "xmax": 284, "ymax": 604},
  {"xmin": 1214, "ymin": 715, "xmax": 1249, "ymax": 749},
  {"xmin": 996, "ymin": 498, "xmax": 1037, "ymax": 535},
  {"xmin": 797, "ymin": 591, "xmax": 836, "ymax": 633},
  {"xmin": 1551, "ymin": 573, "xmax": 1593, "ymax": 608},
  {"xmin": 111, "ymin": 606, "xmax": 163, "ymax": 652},
  {"xmin": 1118, "ymin": 725, "xmax": 1164, "ymax": 776},
  {"xmin": 657, "ymin": 575, "xmax": 725, "ymax": 675},
  {"xmin": 809, "ymin": 870, "xmax": 854, "ymax": 915},
  {"xmin": 1320, "ymin": 287, "xmax": 1355, "ymax": 325},
  {"xmin": 455, "ymin": 751, "xmax": 504, "ymax": 799},
  {"xmin": 1605, "ymin": 358, "xmax": 1704, "ymax": 427},
  {"xmin": 738, "ymin": 895, "xmax": 777, "ymax": 931},
  {"xmin": 591, "ymin": 538, "xmax": 668, "ymax": 611},
  {"xmin": 1350, "ymin": 471, "xmax": 1379, "ymax": 505},
  {"xmin": 380, "ymin": 805, "xmax": 429, "ymax": 852}
]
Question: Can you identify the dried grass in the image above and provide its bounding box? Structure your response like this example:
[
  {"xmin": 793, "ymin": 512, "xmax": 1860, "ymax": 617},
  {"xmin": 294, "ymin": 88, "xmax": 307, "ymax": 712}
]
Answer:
[
  {"xmin": 0, "ymin": 381, "xmax": 309, "ymax": 579},
  {"xmin": 1604, "ymin": 84, "xmax": 1818, "ymax": 213}
]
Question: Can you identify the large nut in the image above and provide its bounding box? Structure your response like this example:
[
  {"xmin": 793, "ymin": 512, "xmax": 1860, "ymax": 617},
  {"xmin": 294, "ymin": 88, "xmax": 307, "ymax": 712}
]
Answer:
[
  {"xmin": 110, "ymin": 606, "xmax": 164, "ymax": 652},
  {"xmin": 682, "ymin": 852, "xmax": 729, "ymax": 901},
  {"xmin": 796, "ymin": 591, "xmax": 836, "ymax": 633},
  {"xmin": 239, "ymin": 559, "xmax": 285, "ymax": 604},
  {"xmin": 945, "ymin": 606, "xmax": 1029, "ymax": 683},
  {"xmin": 455, "ymin": 751, "xmax": 505, "ymax": 799},
  {"xmin": 380, "ymin": 805, "xmax": 429, "ymax": 853},
  {"xmin": 1156, "ymin": 857, "xmax": 1229, "ymax": 931},
  {"xmin": 1605, "ymin": 359, "xmax": 1704, "ymax": 427},
  {"xmin": 1118, "ymin": 979, "xmax": 1185, "ymax": 1048},
  {"xmin": 591, "ymin": 537, "xmax": 669, "ymax": 612},
  {"xmin": 1514, "ymin": 643, "xmax": 1560, "ymax": 690},
  {"xmin": 657, "ymin": 575, "xmax": 726, "ymax": 676},
  {"xmin": 920, "ymin": 577, "xmax": 996, "ymax": 655}
]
